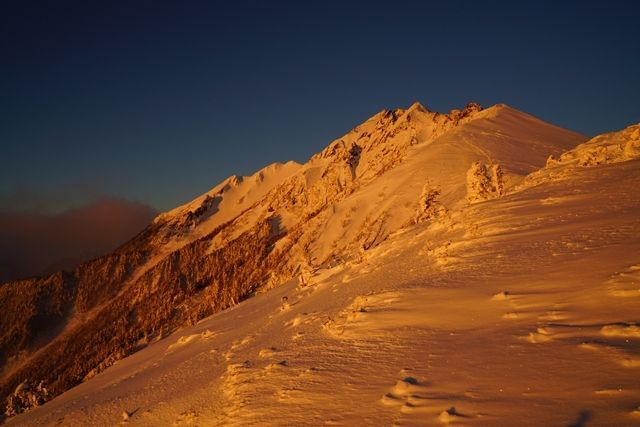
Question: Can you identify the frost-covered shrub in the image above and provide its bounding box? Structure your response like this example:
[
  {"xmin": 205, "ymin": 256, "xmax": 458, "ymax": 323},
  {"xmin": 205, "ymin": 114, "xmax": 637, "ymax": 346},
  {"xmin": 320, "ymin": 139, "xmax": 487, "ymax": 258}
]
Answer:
[
  {"xmin": 4, "ymin": 381, "xmax": 49, "ymax": 418},
  {"xmin": 466, "ymin": 162, "xmax": 504, "ymax": 203},
  {"xmin": 415, "ymin": 184, "xmax": 445, "ymax": 224}
]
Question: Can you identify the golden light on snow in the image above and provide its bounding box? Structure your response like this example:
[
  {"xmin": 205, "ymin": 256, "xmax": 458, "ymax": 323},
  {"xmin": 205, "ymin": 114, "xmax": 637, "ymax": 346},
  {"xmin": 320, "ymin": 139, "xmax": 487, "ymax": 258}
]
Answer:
[{"xmin": 5, "ymin": 106, "xmax": 640, "ymax": 426}]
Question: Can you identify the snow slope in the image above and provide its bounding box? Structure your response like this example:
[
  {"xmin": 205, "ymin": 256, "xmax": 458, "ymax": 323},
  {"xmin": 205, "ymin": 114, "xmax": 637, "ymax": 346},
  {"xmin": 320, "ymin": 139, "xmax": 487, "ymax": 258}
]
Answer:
[
  {"xmin": 211, "ymin": 103, "xmax": 584, "ymax": 273},
  {"xmin": 147, "ymin": 102, "xmax": 584, "ymax": 273},
  {"xmin": 7, "ymin": 118, "xmax": 640, "ymax": 425},
  {"xmin": 89, "ymin": 101, "xmax": 584, "ymax": 300},
  {"xmin": 13, "ymin": 102, "xmax": 559, "ymax": 416},
  {"xmin": 132, "ymin": 160, "xmax": 302, "ymax": 277}
]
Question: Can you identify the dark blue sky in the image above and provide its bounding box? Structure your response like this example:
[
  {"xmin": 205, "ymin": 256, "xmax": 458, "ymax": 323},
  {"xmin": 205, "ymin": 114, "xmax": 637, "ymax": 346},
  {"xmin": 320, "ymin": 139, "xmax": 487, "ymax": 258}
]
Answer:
[{"xmin": 2, "ymin": 0, "xmax": 639, "ymax": 212}]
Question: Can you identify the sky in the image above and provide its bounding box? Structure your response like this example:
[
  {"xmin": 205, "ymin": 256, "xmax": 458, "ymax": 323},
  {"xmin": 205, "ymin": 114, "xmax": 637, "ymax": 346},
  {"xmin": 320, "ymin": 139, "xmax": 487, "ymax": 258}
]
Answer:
[{"xmin": 1, "ymin": 0, "xmax": 639, "ymax": 213}]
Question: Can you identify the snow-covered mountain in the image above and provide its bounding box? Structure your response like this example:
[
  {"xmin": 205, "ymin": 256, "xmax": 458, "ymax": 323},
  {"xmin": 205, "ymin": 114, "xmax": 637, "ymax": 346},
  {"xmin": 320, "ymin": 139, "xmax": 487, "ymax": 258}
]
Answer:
[
  {"xmin": 3, "ymin": 102, "xmax": 639, "ymax": 426},
  {"xmin": 123, "ymin": 102, "xmax": 584, "ymax": 284}
]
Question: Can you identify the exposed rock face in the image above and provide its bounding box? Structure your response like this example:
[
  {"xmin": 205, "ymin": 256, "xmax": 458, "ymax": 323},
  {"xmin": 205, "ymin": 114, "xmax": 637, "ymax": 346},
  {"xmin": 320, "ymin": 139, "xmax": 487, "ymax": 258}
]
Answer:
[
  {"xmin": 0, "ymin": 102, "xmax": 587, "ymax": 418},
  {"xmin": 2, "ymin": 220, "xmax": 286, "ymax": 417}
]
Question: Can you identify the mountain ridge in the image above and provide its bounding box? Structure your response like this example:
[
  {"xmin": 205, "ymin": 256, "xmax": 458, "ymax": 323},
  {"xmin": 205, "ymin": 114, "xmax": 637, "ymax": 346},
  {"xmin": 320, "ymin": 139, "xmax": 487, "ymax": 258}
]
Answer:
[
  {"xmin": 0, "ymin": 102, "xmax": 591, "ymax": 419},
  {"xmin": 6, "ymin": 111, "xmax": 640, "ymax": 426}
]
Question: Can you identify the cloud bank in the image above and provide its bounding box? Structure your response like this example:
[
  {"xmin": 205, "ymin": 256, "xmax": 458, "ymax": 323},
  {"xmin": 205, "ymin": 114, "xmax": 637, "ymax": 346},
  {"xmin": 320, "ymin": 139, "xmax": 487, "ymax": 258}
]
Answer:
[{"xmin": 0, "ymin": 198, "xmax": 157, "ymax": 283}]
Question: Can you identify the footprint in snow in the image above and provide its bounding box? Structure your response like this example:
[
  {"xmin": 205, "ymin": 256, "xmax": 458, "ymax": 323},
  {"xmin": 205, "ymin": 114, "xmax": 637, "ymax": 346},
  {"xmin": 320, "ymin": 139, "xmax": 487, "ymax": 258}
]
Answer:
[
  {"xmin": 284, "ymin": 312, "xmax": 320, "ymax": 328},
  {"xmin": 166, "ymin": 329, "xmax": 216, "ymax": 353},
  {"xmin": 172, "ymin": 410, "xmax": 198, "ymax": 425},
  {"xmin": 381, "ymin": 369, "xmax": 479, "ymax": 422},
  {"xmin": 258, "ymin": 347, "xmax": 280, "ymax": 358},
  {"xmin": 524, "ymin": 322, "xmax": 640, "ymax": 343},
  {"xmin": 579, "ymin": 342, "xmax": 640, "ymax": 368},
  {"xmin": 606, "ymin": 264, "xmax": 640, "ymax": 298}
]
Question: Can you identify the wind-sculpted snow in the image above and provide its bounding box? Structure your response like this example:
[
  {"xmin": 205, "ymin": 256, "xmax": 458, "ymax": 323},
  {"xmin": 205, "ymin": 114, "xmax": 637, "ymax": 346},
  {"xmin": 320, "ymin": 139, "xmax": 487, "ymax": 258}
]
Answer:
[
  {"xmin": 551, "ymin": 123, "xmax": 640, "ymax": 167},
  {"xmin": 10, "ymin": 149, "xmax": 639, "ymax": 426},
  {"xmin": 521, "ymin": 123, "xmax": 640, "ymax": 190},
  {"xmin": 0, "ymin": 102, "xmax": 588, "ymax": 420}
]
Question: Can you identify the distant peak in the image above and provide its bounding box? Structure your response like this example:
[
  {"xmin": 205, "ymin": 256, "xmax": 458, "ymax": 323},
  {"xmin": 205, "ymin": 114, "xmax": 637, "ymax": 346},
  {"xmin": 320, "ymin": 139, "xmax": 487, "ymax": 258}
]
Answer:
[
  {"xmin": 406, "ymin": 101, "xmax": 481, "ymax": 119},
  {"xmin": 407, "ymin": 101, "xmax": 430, "ymax": 113},
  {"xmin": 446, "ymin": 102, "xmax": 483, "ymax": 122},
  {"xmin": 449, "ymin": 102, "xmax": 482, "ymax": 115},
  {"xmin": 224, "ymin": 174, "xmax": 243, "ymax": 187},
  {"xmin": 478, "ymin": 103, "xmax": 540, "ymax": 121},
  {"xmin": 486, "ymin": 103, "xmax": 522, "ymax": 114},
  {"xmin": 462, "ymin": 102, "xmax": 483, "ymax": 114}
]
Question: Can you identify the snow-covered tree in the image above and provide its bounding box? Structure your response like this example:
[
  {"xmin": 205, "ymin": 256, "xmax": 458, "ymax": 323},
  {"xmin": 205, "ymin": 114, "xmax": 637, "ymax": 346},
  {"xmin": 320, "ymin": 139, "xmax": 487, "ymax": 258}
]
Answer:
[
  {"xmin": 415, "ymin": 184, "xmax": 444, "ymax": 224},
  {"xmin": 466, "ymin": 161, "xmax": 505, "ymax": 203}
]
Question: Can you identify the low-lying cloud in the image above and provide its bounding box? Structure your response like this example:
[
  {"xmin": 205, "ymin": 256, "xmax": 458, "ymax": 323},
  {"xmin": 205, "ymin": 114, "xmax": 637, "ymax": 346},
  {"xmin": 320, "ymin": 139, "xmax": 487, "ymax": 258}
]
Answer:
[{"xmin": 0, "ymin": 197, "xmax": 157, "ymax": 283}]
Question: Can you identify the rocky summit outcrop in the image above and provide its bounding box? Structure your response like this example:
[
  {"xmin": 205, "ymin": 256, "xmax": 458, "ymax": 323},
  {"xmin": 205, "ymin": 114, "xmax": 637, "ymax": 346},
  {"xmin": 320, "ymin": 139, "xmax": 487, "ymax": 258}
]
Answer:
[{"xmin": 0, "ymin": 102, "xmax": 587, "ymax": 419}]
